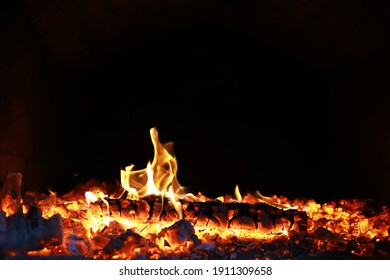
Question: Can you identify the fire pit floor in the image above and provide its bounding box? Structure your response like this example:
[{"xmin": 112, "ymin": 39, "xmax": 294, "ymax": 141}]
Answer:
[
  {"xmin": 1, "ymin": 128, "xmax": 389, "ymax": 260},
  {"xmin": 1, "ymin": 183, "xmax": 389, "ymax": 260}
]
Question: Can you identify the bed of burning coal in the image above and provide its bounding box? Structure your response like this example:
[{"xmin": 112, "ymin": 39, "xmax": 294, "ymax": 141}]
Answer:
[{"xmin": 1, "ymin": 179, "xmax": 389, "ymax": 260}]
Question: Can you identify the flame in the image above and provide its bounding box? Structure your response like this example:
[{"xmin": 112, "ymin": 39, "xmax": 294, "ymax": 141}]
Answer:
[
  {"xmin": 234, "ymin": 184, "xmax": 242, "ymax": 202},
  {"xmin": 119, "ymin": 165, "xmax": 139, "ymax": 200},
  {"xmin": 117, "ymin": 128, "xmax": 186, "ymax": 211},
  {"xmin": 255, "ymin": 191, "xmax": 297, "ymax": 210},
  {"xmin": 86, "ymin": 189, "xmax": 109, "ymax": 215},
  {"xmin": 85, "ymin": 191, "xmax": 98, "ymax": 206}
]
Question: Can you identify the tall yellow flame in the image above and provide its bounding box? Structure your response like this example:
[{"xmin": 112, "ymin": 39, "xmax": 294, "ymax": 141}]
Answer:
[{"xmin": 118, "ymin": 127, "xmax": 185, "ymax": 218}]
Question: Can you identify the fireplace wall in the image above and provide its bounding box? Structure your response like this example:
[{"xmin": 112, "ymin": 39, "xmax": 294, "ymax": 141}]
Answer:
[{"xmin": 1, "ymin": 0, "xmax": 390, "ymax": 203}]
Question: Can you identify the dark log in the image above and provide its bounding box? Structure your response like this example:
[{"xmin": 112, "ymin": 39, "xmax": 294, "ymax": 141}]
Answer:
[
  {"xmin": 0, "ymin": 206, "xmax": 63, "ymax": 255},
  {"xmin": 63, "ymin": 233, "xmax": 91, "ymax": 256}
]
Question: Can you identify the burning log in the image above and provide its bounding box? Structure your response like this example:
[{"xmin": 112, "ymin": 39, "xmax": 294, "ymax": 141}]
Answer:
[
  {"xmin": 86, "ymin": 197, "xmax": 308, "ymax": 236},
  {"xmin": 184, "ymin": 200, "xmax": 307, "ymax": 234},
  {"xmin": 0, "ymin": 206, "xmax": 63, "ymax": 255}
]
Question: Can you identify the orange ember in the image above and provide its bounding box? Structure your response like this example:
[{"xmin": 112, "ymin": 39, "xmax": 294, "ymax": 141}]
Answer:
[{"xmin": 0, "ymin": 127, "xmax": 389, "ymax": 260}]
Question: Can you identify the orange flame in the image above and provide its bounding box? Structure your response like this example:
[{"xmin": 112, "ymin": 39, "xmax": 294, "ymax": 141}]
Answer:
[{"xmin": 115, "ymin": 127, "xmax": 186, "ymax": 218}]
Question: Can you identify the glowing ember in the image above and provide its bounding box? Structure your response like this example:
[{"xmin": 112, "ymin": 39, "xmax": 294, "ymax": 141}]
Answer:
[{"xmin": 0, "ymin": 127, "xmax": 389, "ymax": 260}]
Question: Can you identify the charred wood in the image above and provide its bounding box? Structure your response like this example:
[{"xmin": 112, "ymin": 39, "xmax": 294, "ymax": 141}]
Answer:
[
  {"xmin": 0, "ymin": 206, "xmax": 63, "ymax": 255},
  {"xmin": 88, "ymin": 198, "xmax": 308, "ymax": 234}
]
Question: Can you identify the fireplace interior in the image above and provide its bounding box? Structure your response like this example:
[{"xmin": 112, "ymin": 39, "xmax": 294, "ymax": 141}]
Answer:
[{"xmin": 0, "ymin": 0, "xmax": 390, "ymax": 259}]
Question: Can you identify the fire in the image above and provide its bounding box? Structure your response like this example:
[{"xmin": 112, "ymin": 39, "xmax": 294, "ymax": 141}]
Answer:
[
  {"xmin": 0, "ymin": 127, "xmax": 389, "ymax": 259},
  {"xmin": 117, "ymin": 128, "xmax": 185, "ymax": 198},
  {"xmin": 115, "ymin": 127, "xmax": 186, "ymax": 219}
]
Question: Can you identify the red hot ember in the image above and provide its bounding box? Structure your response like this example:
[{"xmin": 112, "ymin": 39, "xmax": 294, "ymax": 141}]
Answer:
[{"xmin": 0, "ymin": 128, "xmax": 389, "ymax": 259}]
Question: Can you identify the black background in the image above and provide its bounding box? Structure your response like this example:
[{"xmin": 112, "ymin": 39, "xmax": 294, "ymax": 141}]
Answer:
[
  {"xmin": 1, "ymin": 0, "xmax": 390, "ymax": 204},
  {"xmin": 62, "ymin": 40, "xmax": 343, "ymax": 202}
]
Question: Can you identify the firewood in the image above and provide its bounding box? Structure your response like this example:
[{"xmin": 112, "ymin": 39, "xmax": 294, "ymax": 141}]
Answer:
[
  {"xmin": 0, "ymin": 206, "xmax": 63, "ymax": 255},
  {"xmin": 86, "ymin": 198, "xmax": 308, "ymax": 234},
  {"xmin": 0, "ymin": 210, "xmax": 6, "ymax": 235}
]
